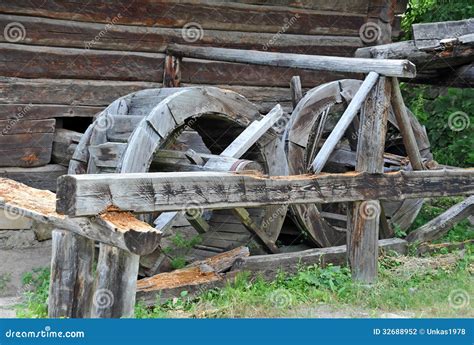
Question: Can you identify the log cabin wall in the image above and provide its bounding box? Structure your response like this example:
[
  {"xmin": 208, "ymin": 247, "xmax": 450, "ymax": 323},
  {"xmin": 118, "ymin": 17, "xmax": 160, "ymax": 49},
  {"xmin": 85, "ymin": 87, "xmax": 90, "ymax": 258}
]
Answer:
[{"xmin": 0, "ymin": 0, "xmax": 407, "ymax": 188}]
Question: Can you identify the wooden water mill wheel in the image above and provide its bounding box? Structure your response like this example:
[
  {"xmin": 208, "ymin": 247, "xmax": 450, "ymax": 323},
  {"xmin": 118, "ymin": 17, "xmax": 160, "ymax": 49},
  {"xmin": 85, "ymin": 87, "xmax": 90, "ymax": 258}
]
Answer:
[
  {"xmin": 70, "ymin": 86, "xmax": 288, "ymax": 274},
  {"xmin": 285, "ymin": 79, "xmax": 432, "ymax": 247}
]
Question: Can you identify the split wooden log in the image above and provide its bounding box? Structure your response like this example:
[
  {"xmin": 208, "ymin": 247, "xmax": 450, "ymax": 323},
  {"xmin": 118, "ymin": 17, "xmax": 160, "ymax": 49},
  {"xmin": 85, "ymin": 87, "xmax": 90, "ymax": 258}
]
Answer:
[
  {"xmin": 310, "ymin": 71, "xmax": 379, "ymax": 173},
  {"xmin": 167, "ymin": 44, "xmax": 417, "ymax": 78},
  {"xmin": 290, "ymin": 76, "xmax": 303, "ymax": 109},
  {"xmin": 406, "ymin": 196, "xmax": 474, "ymax": 243},
  {"xmin": 136, "ymin": 247, "xmax": 249, "ymax": 305},
  {"xmin": 0, "ymin": 177, "xmax": 162, "ymax": 255},
  {"xmin": 56, "ymin": 169, "xmax": 474, "ymax": 217}
]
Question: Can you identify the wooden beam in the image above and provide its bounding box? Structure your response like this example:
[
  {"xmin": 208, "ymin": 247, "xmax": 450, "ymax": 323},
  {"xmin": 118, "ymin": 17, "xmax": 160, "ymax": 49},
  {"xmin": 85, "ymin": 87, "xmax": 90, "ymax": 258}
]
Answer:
[
  {"xmin": 232, "ymin": 238, "xmax": 407, "ymax": 280},
  {"xmin": 390, "ymin": 78, "xmax": 424, "ymax": 170},
  {"xmin": 407, "ymin": 196, "xmax": 474, "ymax": 243},
  {"xmin": 0, "ymin": 177, "xmax": 162, "ymax": 255},
  {"xmin": 290, "ymin": 76, "xmax": 303, "ymax": 109},
  {"xmin": 167, "ymin": 44, "xmax": 417, "ymax": 78},
  {"xmin": 310, "ymin": 71, "xmax": 379, "ymax": 173},
  {"xmin": 56, "ymin": 169, "xmax": 474, "ymax": 217}
]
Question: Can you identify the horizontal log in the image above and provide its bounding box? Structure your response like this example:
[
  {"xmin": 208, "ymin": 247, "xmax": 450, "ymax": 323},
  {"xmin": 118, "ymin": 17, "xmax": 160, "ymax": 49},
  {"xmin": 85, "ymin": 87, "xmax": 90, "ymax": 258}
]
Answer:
[
  {"xmin": 56, "ymin": 169, "xmax": 473, "ymax": 216},
  {"xmin": 232, "ymin": 238, "xmax": 407, "ymax": 280},
  {"xmin": 0, "ymin": 1, "xmax": 367, "ymax": 36},
  {"xmin": 0, "ymin": 14, "xmax": 361, "ymax": 56},
  {"xmin": 0, "ymin": 103, "xmax": 102, "ymax": 120},
  {"xmin": 406, "ymin": 196, "xmax": 474, "ymax": 243},
  {"xmin": 413, "ymin": 19, "xmax": 473, "ymax": 51},
  {"xmin": 0, "ymin": 43, "xmax": 164, "ymax": 82},
  {"xmin": 0, "ymin": 164, "xmax": 66, "ymax": 191},
  {"xmin": 355, "ymin": 40, "xmax": 474, "ymax": 71},
  {"xmin": 0, "ymin": 177, "xmax": 161, "ymax": 255},
  {"xmin": 168, "ymin": 44, "xmax": 417, "ymax": 78},
  {"xmin": 0, "ymin": 44, "xmax": 357, "ymax": 87},
  {"xmin": 0, "ymin": 119, "xmax": 55, "ymax": 135},
  {"xmin": 412, "ymin": 64, "xmax": 474, "ymax": 88}
]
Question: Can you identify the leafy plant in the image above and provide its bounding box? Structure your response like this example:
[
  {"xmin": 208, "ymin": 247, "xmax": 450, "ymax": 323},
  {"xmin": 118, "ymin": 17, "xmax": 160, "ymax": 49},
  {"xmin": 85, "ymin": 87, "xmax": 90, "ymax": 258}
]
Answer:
[{"xmin": 16, "ymin": 267, "xmax": 50, "ymax": 318}]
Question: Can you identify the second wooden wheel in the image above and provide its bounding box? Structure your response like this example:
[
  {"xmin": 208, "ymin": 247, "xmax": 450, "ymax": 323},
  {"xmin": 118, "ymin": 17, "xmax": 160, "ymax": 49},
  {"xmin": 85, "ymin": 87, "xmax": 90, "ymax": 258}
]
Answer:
[{"xmin": 285, "ymin": 79, "xmax": 432, "ymax": 247}]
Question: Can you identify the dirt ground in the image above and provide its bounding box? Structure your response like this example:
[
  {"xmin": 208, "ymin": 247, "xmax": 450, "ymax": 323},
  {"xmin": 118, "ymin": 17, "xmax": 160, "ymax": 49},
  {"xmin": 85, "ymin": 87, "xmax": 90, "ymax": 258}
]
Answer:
[{"xmin": 0, "ymin": 243, "xmax": 51, "ymax": 317}]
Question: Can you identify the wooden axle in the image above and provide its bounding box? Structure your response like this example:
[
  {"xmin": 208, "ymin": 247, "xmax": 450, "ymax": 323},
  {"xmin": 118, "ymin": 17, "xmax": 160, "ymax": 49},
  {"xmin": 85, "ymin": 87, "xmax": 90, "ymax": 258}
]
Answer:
[{"xmin": 57, "ymin": 169, "xmax": 474, "ymax": 217}]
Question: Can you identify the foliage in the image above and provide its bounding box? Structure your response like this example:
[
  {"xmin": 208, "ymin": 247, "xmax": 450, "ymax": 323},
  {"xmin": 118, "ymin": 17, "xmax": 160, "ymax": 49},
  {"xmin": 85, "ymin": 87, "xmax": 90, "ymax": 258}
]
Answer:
[
  {"xmin": 402, "ymin": 85, "xmax": 473, "ymax": 167},
  {"xmin": 0, "ymin": 273, "xmax": 11, "ymax": 294},
  {"xmin": 16, "ymin": 267, "xmax": 50, "ymax": 318},
  {"xmin": 402, "ymin": 0, "xmax": 474, "ymax": 40},
  {"xmin": 408, "ymin": 197, "xmax": 474, "ymax": 243}
]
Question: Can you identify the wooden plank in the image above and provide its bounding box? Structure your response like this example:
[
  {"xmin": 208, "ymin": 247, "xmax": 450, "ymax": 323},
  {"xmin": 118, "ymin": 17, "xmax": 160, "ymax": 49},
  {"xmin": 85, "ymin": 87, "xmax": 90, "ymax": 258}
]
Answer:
[
  {"xmin": 0, "ymin": 103, "xmax": 101, "ymax": 120},
  {"xmin": 0, "ymin": 14, "xmax": 362, "ymax": 56},
  {"xmin": 168, "ymin": 44, "xmax": 417, "ymax": 78},
  {"xmin": 310, "ymin": 72, "xmax": 379, "ymax": 173},
  {"xmin": 348, "ymin": 74, "xmax": 391, "ymax": 283},
  {"xmin": 0, "ymin": 164, "xmax": 66, "ymax": 191},
  {"xmin": 406, "ymin": 196, "xmax": 474, "ymax": 243},
  {"xmin": 56, "ymin": 169, "xmax": 474, "ymax": 216},
  {"xmin": 413, "ymin": 19, "xmax": 474, "ymax": 51},
  {"xmin": 0, "ymin": 2, "xmax": 367, "ymax": 36},
  {"xmin": 390, "ymin": 78, "xmax": 424, "ymax": 170},
  {"xmin": 232, "ymin": 238, "xmax": 407, "ymax": 280},
  {"xmin": 0, "ymin": 177, "xmax": 162, "ymax": 255},
  {"xmin": 0, "ymin": 119, "xmax": 55, "ymax": 135},
  {"xmin": 0, "ymin": 43, "xmax": 164, "ymax": 82}
]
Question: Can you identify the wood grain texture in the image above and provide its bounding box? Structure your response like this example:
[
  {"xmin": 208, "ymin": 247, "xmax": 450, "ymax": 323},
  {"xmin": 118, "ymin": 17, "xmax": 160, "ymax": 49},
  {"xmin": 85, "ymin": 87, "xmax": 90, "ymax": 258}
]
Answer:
[{"xmin": 56, "ymin": 169, "xmax": 474, "ymax": 216}]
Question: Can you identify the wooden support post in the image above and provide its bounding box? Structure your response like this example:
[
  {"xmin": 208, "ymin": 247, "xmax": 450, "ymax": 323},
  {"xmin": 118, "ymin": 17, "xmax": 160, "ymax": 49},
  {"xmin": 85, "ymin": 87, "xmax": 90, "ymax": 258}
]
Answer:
[
  {"xmin": 48, "ymin": 229, "xmax": 94, "ymax": 318},
  {"xmin": 348, "ymin": 74, "xmax": 391, "ymax": 283},
  {"xmin": 91, "ymin": 244, "xmax": 140, "ymax": 318},
  {"xmin": 390, "ymin": 77, "xmax": 425, "ymax": 170},
  {"xmin": 311, "ymin": 72, "xmax": 379, "ymax": 173},
  {"xmin": 290, "ymin": 76, "xmax": 303, "ymax": 109}
]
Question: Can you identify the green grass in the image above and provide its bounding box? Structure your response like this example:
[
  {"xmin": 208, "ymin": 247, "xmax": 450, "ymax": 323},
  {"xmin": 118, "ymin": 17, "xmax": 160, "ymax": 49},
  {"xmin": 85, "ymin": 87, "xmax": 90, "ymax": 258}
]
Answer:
[
  {"xmin": 408, "ymin": 197, "xmax": 474, "ymax": 243},
  {"xmin": 16, "ymin": 268, "xmax": 50, "ymax": 318},
  {"xmin": 135, "ymin": 246, "xmax": 473, "ymax": 318},
  {"xmin": 0, "ymin": 273, "xmax": 11, "ymax": 294}
]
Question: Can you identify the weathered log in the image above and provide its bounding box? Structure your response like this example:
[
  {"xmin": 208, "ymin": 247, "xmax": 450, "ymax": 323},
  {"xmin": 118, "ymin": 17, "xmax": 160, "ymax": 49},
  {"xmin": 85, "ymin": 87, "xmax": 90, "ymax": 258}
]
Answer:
[
  {"xmin": 232, "ymin": 238, "xmax": 407, "ymax": 281},
  {"xmin": 406, "ymin": 196, "xmax": 474, "ymax": 243},
  {"xmin": 0, "ymin": 164, "xmax": 66, "ymax": 191},
  {"xmin": 310, "ymin": 72, "xmax": 379, "ymax": 173},
  {"xmin": 348, "ymin": 74, "xmax": 391, "ymax": 283},
  {"xmin": 290, "ymin": 76, "xmax": 303, "ymax": 109},
  {"xmin": 91, "ymin": 245, "xmax": 139, "ymax": 318},
  {"xmin": 413, "ymin": 19, "xmax": 474, "ymax": 51},
  {"xmin": 48, "ymin": 229, "xmax": 94, "ymax": 318},
  {"xmin": 56, "ymin": 169, "xmax": 474, "ymax": 216},
  {"xmin": 0, "ymin": 2, "xmax": 368, "ymax": 36},
  {"xmin": 167, "ymin": 44, "xmax": 417, "ymax": 78},
  {"xmin": 390, "ymin": 78, "xmax": 424, "ymax": 170},
  {"xmin": 137, "ymin": 247, "xmax": 249, "ymax": 305},
  {"xmin": 0, "ymin": 14, "xmax": 361, "ymax": 56},
  {"xmin": 0, "ymin": 177, "xmax": 162, "ymax": 255}
]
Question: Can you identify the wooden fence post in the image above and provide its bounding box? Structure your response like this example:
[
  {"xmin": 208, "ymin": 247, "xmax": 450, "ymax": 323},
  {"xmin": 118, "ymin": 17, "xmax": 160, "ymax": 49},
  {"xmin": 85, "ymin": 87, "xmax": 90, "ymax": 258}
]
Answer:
[
  {"xmin": 48, "ymin": 229, "xmax": 94, "ymax": 318},
  {"xmin": 347, "ymin": 74, "xmax": 391, "ymax": 283}
]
